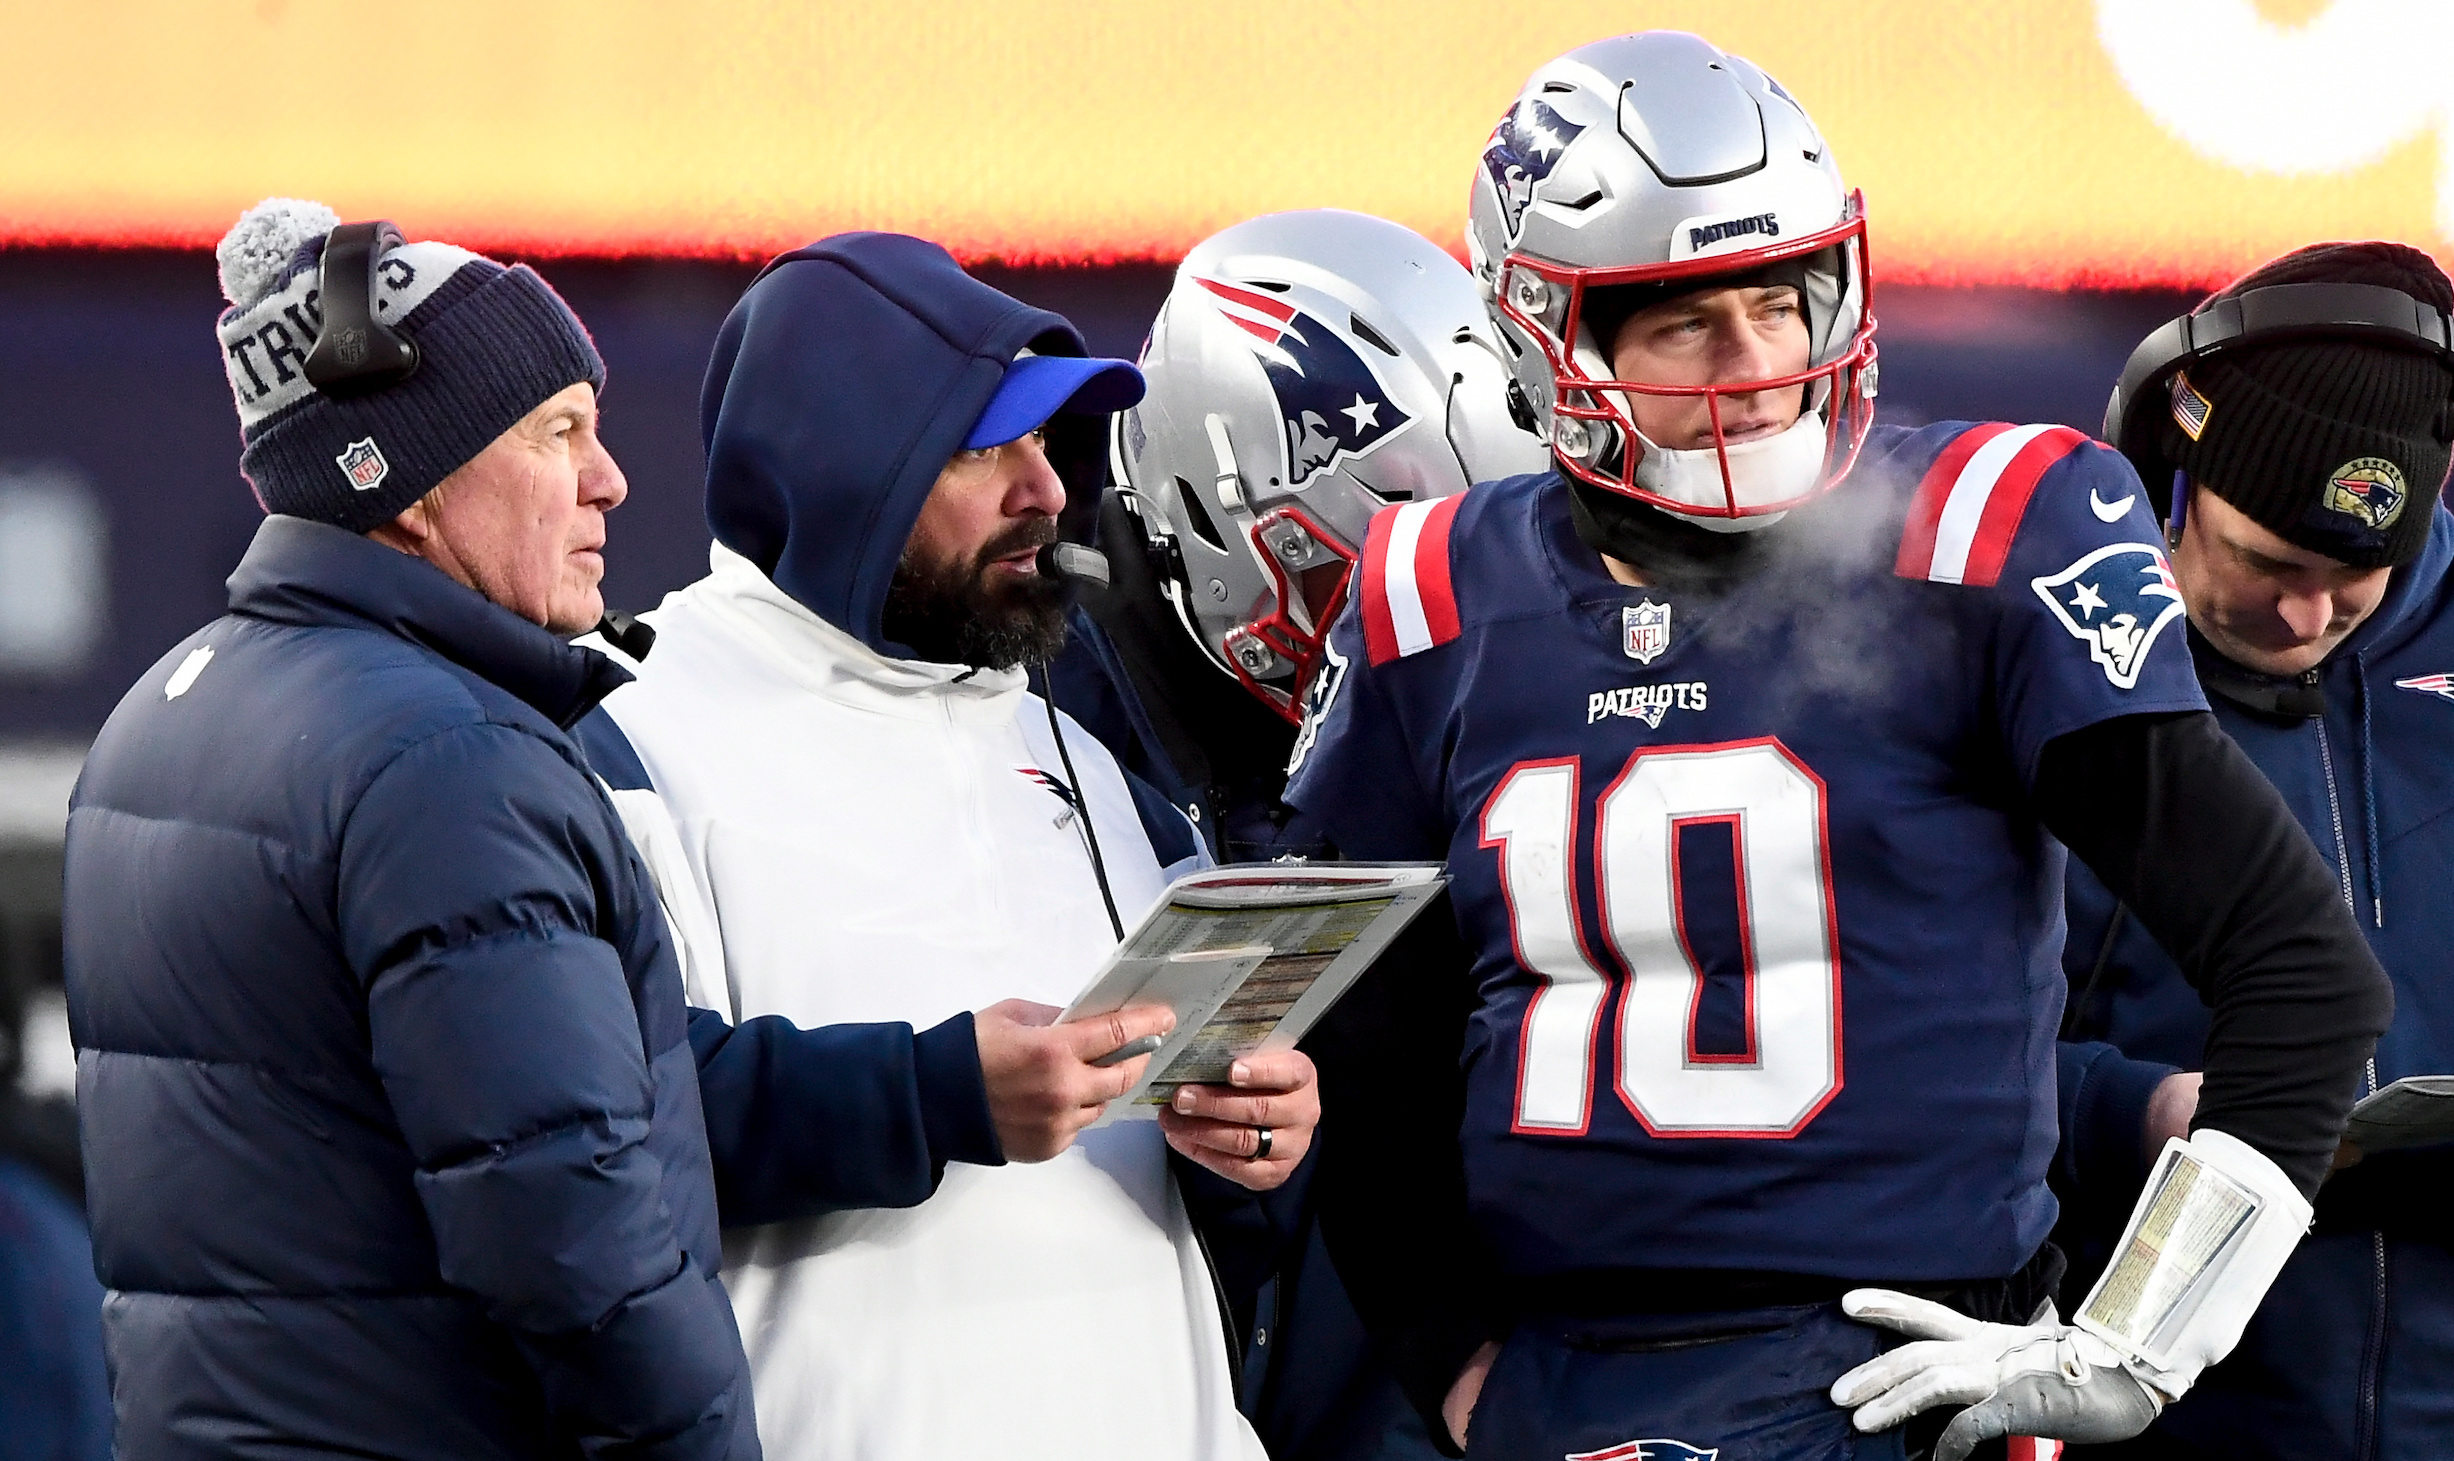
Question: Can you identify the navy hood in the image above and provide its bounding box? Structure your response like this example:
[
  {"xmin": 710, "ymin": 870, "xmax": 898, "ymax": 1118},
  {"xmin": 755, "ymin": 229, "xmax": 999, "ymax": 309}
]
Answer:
[{"xmin": 700, "ymin": 232, "xmax": 1090, "ymax": 656}]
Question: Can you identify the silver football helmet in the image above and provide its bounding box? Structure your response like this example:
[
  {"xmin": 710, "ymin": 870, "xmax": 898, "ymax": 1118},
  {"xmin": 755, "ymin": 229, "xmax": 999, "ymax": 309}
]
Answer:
[
  {"xmin": 1116, "ymin": 208, "xmax": 1549, "ymax": 721},
  {"xmin": 1465, "ymin": 31, "xmax": 1878, "ymax": 531}
]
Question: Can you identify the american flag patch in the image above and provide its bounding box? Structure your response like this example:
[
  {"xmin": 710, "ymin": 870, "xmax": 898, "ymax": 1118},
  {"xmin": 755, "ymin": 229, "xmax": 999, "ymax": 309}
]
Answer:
[{"xmin": 2170, "ymin": 370, "xmax": 2213, "ymax": 441}]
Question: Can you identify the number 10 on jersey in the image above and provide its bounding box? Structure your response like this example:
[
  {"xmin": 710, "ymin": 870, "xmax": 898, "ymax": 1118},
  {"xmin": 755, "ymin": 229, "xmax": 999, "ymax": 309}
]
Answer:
[{"xmin": 1480, "ymin": 738, "xmax": 1843, "ymax": 1139}]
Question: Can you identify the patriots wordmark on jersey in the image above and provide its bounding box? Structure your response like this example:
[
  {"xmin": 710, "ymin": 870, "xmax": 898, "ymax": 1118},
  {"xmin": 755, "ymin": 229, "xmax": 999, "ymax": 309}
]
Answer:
[{"xmin": 1286, "ymin": 420, "xmax": 2208, "ymax": 1283}]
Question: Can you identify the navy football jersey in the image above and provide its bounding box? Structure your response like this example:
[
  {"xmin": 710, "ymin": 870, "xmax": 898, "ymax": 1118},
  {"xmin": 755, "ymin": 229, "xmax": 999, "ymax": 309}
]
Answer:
[{"xmin": 1284, "ymin": 421, "xmax": 2209, "ymax": 1284}]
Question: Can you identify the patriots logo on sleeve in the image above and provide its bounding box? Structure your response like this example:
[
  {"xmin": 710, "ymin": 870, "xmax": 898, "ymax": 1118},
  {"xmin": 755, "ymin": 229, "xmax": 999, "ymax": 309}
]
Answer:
[
  {"xmin": 2030, "ymin": 543, "xmax": 2186, "ymax": 690},
  {"xmin": 1482, "ymin": 97, "xmax": 1586, "ymax": 240},
  {"xmin": 1285, "ymin": 636, "xmax": 1350, "ymax": 777},
  {"xmin": 1195, "ymin": 277, "xmax": 1413, "ymax": 488}
]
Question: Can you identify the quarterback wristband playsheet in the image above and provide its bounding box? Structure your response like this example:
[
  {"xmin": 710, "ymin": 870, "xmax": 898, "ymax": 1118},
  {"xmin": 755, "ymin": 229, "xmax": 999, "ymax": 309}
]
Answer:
[{"xmin": 1058, "ymin": 862, "xmax": 1447, "ymax": 1120}]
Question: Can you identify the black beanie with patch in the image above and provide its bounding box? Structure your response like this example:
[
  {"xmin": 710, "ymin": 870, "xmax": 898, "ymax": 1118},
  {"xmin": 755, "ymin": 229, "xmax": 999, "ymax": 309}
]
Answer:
[{"xmin": 2159, "ymin": 241, "xmax": 2454, "ymax": 570}]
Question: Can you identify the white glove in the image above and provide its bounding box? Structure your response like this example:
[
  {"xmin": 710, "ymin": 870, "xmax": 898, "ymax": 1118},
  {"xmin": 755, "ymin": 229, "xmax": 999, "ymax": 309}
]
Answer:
[{"xmin": 1828, "ymin": 1291, "xmax": 2161, "ymax": 1461}]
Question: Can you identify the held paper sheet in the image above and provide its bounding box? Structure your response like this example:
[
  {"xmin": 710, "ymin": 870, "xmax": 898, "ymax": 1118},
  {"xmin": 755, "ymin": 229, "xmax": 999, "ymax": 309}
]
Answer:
[
  {"xmin": 2344, "ymin": 1074, "xmax": 2454, "ymax": 1155},
  {"xmin": 1058, "ymin": 862, "xmax": 1447, "ymax": 1120}
]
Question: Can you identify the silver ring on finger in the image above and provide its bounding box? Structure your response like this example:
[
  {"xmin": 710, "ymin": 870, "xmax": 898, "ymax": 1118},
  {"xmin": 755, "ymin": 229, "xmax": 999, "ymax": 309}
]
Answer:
[{"xmin": 1253, "ymin": 1125, "xmax": 1274, "ymax": 1160}]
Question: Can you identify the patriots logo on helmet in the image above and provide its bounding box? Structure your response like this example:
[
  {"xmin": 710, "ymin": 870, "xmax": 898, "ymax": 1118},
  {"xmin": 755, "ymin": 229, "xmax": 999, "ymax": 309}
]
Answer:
[
  {"xmin": 1195, "ymin": 277, "xmax": 1413, "ymax": 489},
  {"xmin": 2031, "ymin": 542, "xmax": 2186, "ymax": 690},
  {"xmin": 1566, "ymin": 1440, "xmax": 1718, "ymax": 1461},
  {"xmin": 1482, "ymin": 97, "xmax": 1586, "ymax": 240}
]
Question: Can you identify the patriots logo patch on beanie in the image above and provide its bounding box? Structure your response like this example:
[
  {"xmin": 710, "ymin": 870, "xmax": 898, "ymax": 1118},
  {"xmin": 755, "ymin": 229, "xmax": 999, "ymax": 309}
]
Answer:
[
  {"xmin": 2323, "ymin": 456, "xmax": 2406, "ymax": 529},
  {"xmin": 336, "ymin": 438, "xmax": 390, "ymax": 492}
]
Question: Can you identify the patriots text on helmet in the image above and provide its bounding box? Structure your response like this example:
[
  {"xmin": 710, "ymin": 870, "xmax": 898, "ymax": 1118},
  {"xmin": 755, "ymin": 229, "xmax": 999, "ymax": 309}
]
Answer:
[{"xmin": 1688, "ymin": 213, "xmax": 1781, "ymax": 252}]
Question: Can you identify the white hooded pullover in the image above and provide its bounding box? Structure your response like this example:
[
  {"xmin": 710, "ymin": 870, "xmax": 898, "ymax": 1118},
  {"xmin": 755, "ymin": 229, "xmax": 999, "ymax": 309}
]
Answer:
[{"xmin": 598, "ymin": 544, "xmax": 1256, "ymax": 1460}]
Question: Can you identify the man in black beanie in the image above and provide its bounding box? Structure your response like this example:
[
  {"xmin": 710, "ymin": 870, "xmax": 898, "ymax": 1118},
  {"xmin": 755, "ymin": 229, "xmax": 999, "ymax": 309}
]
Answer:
[
  {"xmin": 2059, "ymin": 241, "xmax": 2454, "ymax": 1461},
  {"xmin": 2160, "ymin": 242, "xmax": 2452, "ymax": 668},
  {"xmin": 63, "ymin": 199, "xmax": 760, "ymax": 1459}
]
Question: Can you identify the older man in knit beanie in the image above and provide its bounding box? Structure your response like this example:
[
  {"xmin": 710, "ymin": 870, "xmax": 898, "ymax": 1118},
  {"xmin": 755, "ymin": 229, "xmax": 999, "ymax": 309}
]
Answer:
[
  {"xmin": 2059, "ymin": 241, "xmax": 2454, "ymax": 1461},
  {"xmin": 62, "ymin": 201, "xmax": 759, "ymax": 1460}
]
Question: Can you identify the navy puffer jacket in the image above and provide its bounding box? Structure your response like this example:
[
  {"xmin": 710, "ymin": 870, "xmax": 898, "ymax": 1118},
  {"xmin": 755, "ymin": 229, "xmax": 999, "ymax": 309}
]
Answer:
[{"xmin": 65, "ymin": 516, "xmax": 755, "ymax": 1460}]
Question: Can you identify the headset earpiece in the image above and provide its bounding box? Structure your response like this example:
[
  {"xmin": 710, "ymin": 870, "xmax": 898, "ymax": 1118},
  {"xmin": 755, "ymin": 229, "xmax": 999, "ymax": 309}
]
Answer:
[{"xmin": 303, "ymin": 221, "xmax": 421, "ymax": 397}]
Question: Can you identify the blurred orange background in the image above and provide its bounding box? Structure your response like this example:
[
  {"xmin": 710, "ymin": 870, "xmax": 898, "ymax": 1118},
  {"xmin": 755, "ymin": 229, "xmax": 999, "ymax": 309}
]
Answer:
[{"xmin": 0, "ymin": 0, "xmax": 2440, "ymax": 285}]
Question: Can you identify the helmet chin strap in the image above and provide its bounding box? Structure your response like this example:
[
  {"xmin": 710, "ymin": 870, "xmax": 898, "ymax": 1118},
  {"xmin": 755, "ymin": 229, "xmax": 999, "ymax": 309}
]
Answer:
[{"xmin": 1628, "ymin": 407, "xmax": 1830, "ymax": 533}]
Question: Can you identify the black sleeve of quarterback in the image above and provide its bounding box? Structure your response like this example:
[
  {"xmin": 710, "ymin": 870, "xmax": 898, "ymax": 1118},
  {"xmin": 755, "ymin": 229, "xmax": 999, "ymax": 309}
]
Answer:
[
  {"xmin": 1298, "ymin": 891, "xmax": 1498, "ymax": 1454},
  {"xmin": 2036, "ymin": 710, "xmax": 2394, "ymax": 1200}
]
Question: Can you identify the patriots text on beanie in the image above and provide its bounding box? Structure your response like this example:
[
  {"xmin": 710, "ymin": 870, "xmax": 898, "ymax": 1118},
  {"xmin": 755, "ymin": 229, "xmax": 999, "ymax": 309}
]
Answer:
[{"xmin": 214, "ymin": 198, "xmax": 605, "ymax": 533}]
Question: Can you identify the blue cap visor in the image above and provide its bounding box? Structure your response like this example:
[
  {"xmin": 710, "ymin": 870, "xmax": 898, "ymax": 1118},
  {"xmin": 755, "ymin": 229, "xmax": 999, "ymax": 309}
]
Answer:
[{"xmin": 963, "ymin": 354, "xmax": 1146, "ymax": 450}]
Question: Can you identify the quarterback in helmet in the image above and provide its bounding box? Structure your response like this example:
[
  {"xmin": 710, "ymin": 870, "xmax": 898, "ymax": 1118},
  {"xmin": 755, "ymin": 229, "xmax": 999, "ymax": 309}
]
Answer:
[{"xmin": 1286, "ymin": 31, "xmax": 2392, "ymax": 1461}]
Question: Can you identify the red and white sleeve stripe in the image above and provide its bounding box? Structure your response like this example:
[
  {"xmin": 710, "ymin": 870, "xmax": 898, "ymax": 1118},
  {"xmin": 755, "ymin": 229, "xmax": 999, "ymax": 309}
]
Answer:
[
  {"xmin": 2005, "ymin": 1438, "xmax": 2064, "ymax": 1461},
  {"xmin": 1360, "ymin": 494, "xmax": 1465, "ymax": 666},
  {"xmin": 1894, "ymin": 423, "xmax": 2089, "ymax": 587}
]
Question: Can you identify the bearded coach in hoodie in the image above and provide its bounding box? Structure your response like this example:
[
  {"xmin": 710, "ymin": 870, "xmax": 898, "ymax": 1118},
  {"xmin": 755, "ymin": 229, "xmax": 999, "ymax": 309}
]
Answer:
[{"xmin": 580, "ymin": 233, "xmax": 1318, "ymax": 1461}]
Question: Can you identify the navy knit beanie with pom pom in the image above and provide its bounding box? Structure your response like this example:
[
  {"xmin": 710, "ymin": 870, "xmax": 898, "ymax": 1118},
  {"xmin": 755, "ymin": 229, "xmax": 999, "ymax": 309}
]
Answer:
[{"xmin": 214, "ymin": 198, "xmax": 604, "ymax": 532}]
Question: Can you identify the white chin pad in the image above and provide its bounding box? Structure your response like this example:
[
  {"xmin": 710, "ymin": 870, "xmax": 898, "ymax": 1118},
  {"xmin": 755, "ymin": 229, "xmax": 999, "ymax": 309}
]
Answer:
[
  {"xmin": 2074, "ymin": 1128, "xmax": 2313, "ymax": 1401},
  {"xmin": 1630, "ymin": 413, "xmax": 1828, "ymax": 533}
]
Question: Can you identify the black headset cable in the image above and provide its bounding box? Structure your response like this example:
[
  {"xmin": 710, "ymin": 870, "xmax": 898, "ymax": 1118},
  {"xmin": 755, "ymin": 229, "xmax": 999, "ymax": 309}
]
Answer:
[{"xmin": 1035, "ymin": 663, "xmax": 1126, "ymax": 942}]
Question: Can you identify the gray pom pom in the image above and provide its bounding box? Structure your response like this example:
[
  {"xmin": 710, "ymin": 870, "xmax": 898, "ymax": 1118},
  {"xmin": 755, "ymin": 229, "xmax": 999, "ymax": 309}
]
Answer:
[{"xmin": 216, "ymin": 197, "xmax": 339, "ymax": 309}]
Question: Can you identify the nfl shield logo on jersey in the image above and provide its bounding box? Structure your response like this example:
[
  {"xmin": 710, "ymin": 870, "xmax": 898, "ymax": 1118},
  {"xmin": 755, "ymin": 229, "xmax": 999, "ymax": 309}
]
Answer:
[
  {"xmin": 2031, "ymin": 543, "xmax": 2185, "ymax": 690},
  {"xmin": 335, "ymin": 438, "xmax": 390, "ymax": 492},
  {"xmin": 1623, "ymin": 600, "xmax": 1672, "ymax": 664}
]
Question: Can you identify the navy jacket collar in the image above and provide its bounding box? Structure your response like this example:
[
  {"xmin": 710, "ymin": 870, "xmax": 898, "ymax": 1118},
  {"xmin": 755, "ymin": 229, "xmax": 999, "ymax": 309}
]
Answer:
[{"xmin": 226, "ymin": 515, "xmax": 632, "ymax": 730}]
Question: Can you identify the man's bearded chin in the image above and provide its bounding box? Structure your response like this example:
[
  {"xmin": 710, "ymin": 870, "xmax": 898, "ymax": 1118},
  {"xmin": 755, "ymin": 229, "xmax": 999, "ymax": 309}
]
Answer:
[{"xmin": 880, "ymin": 519, "xmax": 1070, "ymax": 671}]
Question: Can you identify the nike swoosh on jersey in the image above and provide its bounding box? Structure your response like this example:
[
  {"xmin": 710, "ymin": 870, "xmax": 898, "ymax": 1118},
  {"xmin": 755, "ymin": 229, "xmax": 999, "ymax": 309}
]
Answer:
[{"xmin": 2090, "ymin": 489, "xmax": 2136, "ymax": 523}]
